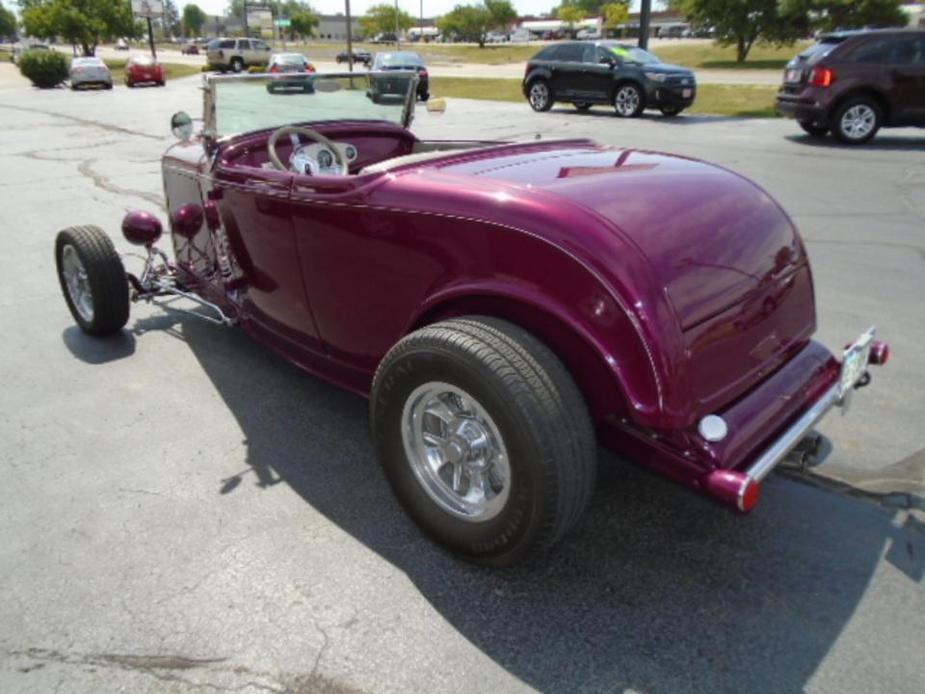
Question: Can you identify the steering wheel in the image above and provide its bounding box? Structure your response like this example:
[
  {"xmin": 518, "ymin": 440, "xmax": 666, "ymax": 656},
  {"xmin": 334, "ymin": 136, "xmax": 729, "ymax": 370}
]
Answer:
[{"xmin": 267, "ymin": 125, "xmax": 348, "ymax": 176}]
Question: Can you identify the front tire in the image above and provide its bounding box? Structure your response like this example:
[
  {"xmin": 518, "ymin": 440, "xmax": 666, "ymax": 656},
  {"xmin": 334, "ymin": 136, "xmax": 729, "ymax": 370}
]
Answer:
[
  {"xmin": 55, "ymin": 226, "xmax": 129, "ymax": 336},
  {"xmin": 371, "ymin": 317, "xmax": 596, "ymax": 566},
  {"xmin": 832, "ymin": 97, "xmax": 881, "ymax": 144},
  {"xmin": 527, "ymin": 79, "xmax": 553, "ymax": 112},
  {"xmin": 660, "ymin": 106, "xmax": 683, "ymax": 117},
  {"xmin": 613, "ymin": 83, "xmax": 645, "ymax": 118}
]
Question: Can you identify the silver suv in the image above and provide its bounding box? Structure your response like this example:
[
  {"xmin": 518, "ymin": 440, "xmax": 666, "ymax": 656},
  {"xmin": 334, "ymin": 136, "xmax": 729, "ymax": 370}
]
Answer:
[{"xmin": 206, "ymin": 38, "xmax": 272, "ymax": 73}]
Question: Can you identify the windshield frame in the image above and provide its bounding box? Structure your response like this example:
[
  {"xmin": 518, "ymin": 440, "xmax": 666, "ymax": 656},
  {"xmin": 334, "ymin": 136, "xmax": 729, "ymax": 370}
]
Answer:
[{"xmin": 201, "ymin": 71, "xmax": 418, "ymax": 145}]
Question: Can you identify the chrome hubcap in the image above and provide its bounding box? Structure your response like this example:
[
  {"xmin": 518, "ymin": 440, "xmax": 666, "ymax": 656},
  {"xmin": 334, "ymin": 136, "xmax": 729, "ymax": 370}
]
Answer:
[
  {"xmin": 61, "ymin": 244, "xmax": 93, "ymax": 323},
  {"xmin": 529, "ymin": 83, "xmax": 548, "ymax": 110},
  {"xmin": 615, "ymin": 87, "xmax": 640, "ymax": 116},
  {"xmin": 841, "ymin": 105, "xmax": 875, "ymax": 140},
  {"xmin": 401, "ymin": 382, "xmax": 511, "ymax": 522}
]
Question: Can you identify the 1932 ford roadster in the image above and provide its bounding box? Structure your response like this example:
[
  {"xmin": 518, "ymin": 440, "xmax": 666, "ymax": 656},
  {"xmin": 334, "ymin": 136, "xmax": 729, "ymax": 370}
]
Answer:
[{"xmin": 55, "ymin": 72, "xmax": 889, "ymax": 565}]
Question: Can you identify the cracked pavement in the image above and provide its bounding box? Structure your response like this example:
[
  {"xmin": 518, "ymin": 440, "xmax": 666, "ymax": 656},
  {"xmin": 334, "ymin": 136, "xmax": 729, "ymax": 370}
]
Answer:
[{"xmin": 0, "ymin": 77, "xmax": 922, "ymax": 693}]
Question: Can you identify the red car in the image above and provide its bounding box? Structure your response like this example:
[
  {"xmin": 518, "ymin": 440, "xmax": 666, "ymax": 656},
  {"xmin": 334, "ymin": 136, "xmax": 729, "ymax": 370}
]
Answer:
[
  {"xmin": 124, "ymin": 54, "xmax": 165, "ymax": 87},
  {"xmin": 54, "ymin": 73, "xmax": 888, "ymax": 565}
]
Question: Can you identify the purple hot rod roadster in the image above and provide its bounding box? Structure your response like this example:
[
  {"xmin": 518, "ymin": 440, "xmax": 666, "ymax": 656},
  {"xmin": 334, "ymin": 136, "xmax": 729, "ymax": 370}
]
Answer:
[{"xmin": 55, "ymin": 72, "xmax": 889, "ymax": 565}]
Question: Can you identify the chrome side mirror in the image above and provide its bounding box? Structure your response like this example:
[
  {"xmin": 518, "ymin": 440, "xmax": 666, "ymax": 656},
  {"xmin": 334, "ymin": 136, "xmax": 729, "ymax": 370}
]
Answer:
[{"xmin": 171, "ymin": 111, "xmax": 194, "ymax": 141}]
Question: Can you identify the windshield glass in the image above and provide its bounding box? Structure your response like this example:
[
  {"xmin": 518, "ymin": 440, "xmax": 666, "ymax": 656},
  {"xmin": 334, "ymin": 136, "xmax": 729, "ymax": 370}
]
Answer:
[
  {"xmin": 603, "ymin": 43, "xmax": 660, "ymax": 64},
  {"xmin": 131, "ymin": 55, "xmax": 155, "ymax": 66},
  {"xmin": 276, "ymin": 54, "xmax": 306, "ymax": 64},
  {"xmin": 72, "ymin": 57, "xmax": 104, "ymax": 66},
  {"xmin": 211, "ymin": 73, "xmax": 415, "ymax": 137}
]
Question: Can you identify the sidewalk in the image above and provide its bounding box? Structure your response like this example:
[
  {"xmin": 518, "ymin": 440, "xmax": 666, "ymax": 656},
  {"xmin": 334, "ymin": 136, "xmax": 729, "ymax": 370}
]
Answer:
[{"xmin": 0, "ymin": 62, "xmax": 31, "ymax": 89}]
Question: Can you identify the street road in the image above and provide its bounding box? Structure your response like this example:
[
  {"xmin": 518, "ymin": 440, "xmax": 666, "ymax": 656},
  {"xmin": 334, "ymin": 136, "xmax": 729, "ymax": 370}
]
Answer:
[{"xmin": 0, "ymin": 76, "xmax": 922, "ymax": 693}]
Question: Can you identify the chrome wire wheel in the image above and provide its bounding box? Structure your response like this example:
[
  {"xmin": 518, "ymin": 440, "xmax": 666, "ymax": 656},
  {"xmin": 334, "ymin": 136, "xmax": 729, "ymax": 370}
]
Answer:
[
  {"xmin": 839, "ymin": 104, "xmax": 876, "ymax": 141},
  {"xmin": 528, "ymin": 81, "xmax": 550, "ymax": 111},
  {"xmin": 401, "ymin": 381, "xmax": 511, "ymax": 522},
  {"xmin": 60, "ymin": 244, "xmax": 94, "ymax": 323},
  {"xmin": 614, "ymin": 85, "xmax": 641, "ymax": 117}
]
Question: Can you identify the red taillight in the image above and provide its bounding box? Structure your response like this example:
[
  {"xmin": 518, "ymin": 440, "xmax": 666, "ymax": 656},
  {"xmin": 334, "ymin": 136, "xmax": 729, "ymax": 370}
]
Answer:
[
  {"xmin": 419, "ymin": 69, "xmax": 428, "ymax": 78},
  {"xmin": 739, "ymin": 480, "xmax": 760, "ymax": 512},
  {"xmin": 270, "ymin": 65, "xmax": 280, "ymax": 73},
  {"xmin": 306, "ymin": 63, "xmax": 315, "ymax": 73},
  {"xmin": 808, "ymin": 66, "xmax": 834, "ymax": 87},
  {"xmin": 869, "ymin": 340, "xmax": 890, "ymax": 365}
]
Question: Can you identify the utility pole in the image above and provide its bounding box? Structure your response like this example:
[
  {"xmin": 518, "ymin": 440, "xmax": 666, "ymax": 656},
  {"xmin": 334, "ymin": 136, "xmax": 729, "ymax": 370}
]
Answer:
[
  {"xmin": 345, "ymin": 0, "xmax": 354, "ymax": 71},
  {"xmin": 395, "ymin": 0, "xmax": 400, "ymax": 48},
  {"xmin": 638, "ymin": 0, "xmax": 651, "ymax": 50},
  {"xmin": 419, "ymin": 0, "xmax": 423, "ymax": 42},
  {"xmin": 147, "ymin": 16, "xmax": 157, "ymax": 59}
]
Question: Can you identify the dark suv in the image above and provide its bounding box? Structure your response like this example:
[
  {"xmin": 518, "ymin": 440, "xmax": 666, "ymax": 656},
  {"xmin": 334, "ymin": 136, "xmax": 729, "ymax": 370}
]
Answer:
[
  {"xmin": 776, "ymin": 29, "xmax": 925, "ymax": 144},
  {"xmin": 522, "ymin": 41, "xmax": 696, "ymax": 117}
]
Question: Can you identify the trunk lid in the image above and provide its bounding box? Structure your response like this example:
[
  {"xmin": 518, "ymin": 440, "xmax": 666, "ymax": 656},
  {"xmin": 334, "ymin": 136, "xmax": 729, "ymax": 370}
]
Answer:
[{"xmin": 426, "ymin": 142, "xmax": 816, "ymax": 409}]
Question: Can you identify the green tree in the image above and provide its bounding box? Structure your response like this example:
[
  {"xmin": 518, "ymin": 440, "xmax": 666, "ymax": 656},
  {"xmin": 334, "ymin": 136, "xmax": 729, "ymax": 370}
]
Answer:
[
  {"xmin": 671, "ymin": 0, "xmax": 809, "ymax": 62},
  {"xmin": 602, "ymin": 1, "xmax": 629, "ymax": 32},
  {"xmin": 182, "ymin": 3, "xmax": 206, "ymax": 35},
  {"xmin": 359, "ymin": 3, "xmax": 414, "ymax": 39},
  {"xmin": 21, "ymin": 0, "xmax": 137, "ymax": 56},
  {"xmin": 558, "ymin": 5, "xmax": 585, "ymax": 35},
  {"xmin": 437, "ymin": 1, "xmax": 517, "ymax": 47},
  {"xmin": 782, "ymin": 0, "xmax": 906, "ymax": 32},
  {"xmin": 0, "ymin": 1, "xmax": 17, "ymax": 38},
  {"xmin": 289, "ymin": 7, "xmax": 318, "ymax": 38},
  {"xmin": 162, "ymin": 0, "xmax": 181, "ymax": 36}
]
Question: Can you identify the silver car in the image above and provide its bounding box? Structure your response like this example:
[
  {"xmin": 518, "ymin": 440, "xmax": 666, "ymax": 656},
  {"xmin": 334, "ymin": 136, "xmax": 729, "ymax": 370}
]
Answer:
[{"xmin": 69, "ymin": 57, "xmax": 113, "ymax": 90}]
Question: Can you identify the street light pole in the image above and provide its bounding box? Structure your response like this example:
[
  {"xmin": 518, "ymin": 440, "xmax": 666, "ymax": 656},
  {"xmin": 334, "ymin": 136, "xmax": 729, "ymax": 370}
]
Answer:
[{"xmin": 395, "ymin": 0, "xmax": 400, "ymax": 49}]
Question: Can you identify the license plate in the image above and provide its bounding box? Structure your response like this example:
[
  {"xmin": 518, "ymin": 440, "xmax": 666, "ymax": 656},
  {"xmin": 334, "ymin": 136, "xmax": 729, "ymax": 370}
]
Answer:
[
  {"xmin": 786, "ymin": 69, "xmax": 801, "ymax": 83},
  {"xmin": 682, "ymin": 88, "xmax": 692, "ymax": 98},
  {"xmin": 839, "ymin": 328, "xmax": 875, "ymax": 400}
]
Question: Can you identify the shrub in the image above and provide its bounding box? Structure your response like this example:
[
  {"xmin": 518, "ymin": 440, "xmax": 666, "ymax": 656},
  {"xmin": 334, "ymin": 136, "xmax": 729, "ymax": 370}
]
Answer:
[
  {"xmin": 247, "ymin": 65, "xmax": 265, "ymax": 74},
  {"xmin": 18, "ymin": 49, "xmax": 69, "ymax": 88}
]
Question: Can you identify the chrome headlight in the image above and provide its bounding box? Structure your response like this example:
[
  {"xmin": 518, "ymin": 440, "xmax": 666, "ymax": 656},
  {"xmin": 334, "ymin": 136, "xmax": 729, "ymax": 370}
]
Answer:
[{"xmin": 644, "ymin": 72, "xmax": 668, "ymax": 83}]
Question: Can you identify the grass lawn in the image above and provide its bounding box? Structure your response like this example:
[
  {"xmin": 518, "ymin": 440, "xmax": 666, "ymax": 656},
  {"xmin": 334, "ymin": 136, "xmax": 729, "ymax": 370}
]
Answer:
[
  {"xmin": 293, "ymin": 39, "xmax": 809, "ymax": 70},
  {"xmin": 430, "ymin": 77, "xmax": 779, "ymax": 118},
  {"xmin": 102, "ymin": 58, "xmax": 202, "ymax": 81}
]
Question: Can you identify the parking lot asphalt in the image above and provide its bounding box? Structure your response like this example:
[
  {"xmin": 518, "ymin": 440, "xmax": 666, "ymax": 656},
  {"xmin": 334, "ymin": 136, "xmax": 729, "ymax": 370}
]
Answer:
[{"xmin": 0, "ymin": 78, "xmax": 922, "ymax": 693}]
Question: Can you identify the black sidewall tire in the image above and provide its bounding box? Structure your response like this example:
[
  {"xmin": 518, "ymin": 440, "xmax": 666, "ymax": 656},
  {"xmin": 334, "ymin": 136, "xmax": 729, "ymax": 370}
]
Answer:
[
  {"xmin": 574, "ymin": 101, "xmax": 591, "ymax": 111},
  {"xmin": 832, "ymin": 98, "xmax": 881, "ymax": 144},
  {"xmin": 55, "ymin": 226, "xmax": 129, "ymax": 336},
  {"xmin": 372, "ymin": 348, "xmax": 542, "ymax": 565},
  {"xmin": 528, "ymin": 80, "xmax": 553, "ymax": 112},
  {"xmin": 660, "ymin": 107, "xmax": 682, "ymax": 117},
  {"xmin": 231, "ymin": 58, "xmax": 244, "ymax": 73}
]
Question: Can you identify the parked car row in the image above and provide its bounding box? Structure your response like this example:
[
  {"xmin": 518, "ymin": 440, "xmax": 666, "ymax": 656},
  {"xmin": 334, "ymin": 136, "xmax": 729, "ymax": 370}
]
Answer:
[{"xmin": 68, "ymin": 55, "xmax": 166, "ymax": 90}]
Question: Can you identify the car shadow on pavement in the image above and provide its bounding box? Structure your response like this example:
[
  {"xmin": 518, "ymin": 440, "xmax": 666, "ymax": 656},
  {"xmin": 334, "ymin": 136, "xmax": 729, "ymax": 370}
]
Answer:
[
  {"xmin": 172, "ymin": 315, "xmax": 918, "ymax": 692},
  {"xmin": 784, "ymin": 133, "xmax": 925, "ymax": 151},
  {"xmin": 549, "ymin": 107, "xmax": 752, "ymax": 126},
  {"xmin": 61, "ymin": 326, "xmax": 135, "ymax": 364}
]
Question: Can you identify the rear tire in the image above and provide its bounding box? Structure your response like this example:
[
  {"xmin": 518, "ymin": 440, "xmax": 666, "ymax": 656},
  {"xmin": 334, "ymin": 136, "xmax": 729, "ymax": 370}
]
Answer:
[
  {"xmin": 831, "ymin": 97, "xmax": 881, "ymax": 144},
  {"xmin": 527, "ymin": 79, "xmax": 553, "ymax": 112},
  {"xmin": 55, "ymin": 226, "xmax": 129, "ymax": 336},
  {"xmin": 371, "ymin": 317, "xmax": 596, "ymax": 566},
  {"xmin": 798, "ymin": 119, "xmax": 829, "ymax": 137},
  {"xmin": 230, "ymin": 57, "xmax": 244, "ymax": 73}
]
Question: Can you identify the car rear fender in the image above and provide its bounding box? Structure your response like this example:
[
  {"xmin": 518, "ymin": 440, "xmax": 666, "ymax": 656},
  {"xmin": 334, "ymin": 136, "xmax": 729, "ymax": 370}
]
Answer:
[
  {"xmin": 408, "ymin": 283, "xmax": 658, "ymax": 429},
  {"xmin": 831, "ymin": 86, "xmax": 891, "ymax": 123}
]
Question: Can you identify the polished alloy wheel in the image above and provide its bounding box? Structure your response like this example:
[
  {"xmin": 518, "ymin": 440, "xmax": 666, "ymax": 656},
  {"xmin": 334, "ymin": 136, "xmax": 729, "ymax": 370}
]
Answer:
[
  {"xmin": 401, "ymin": 381, "xmax": 511, "ymax": 521},
  {"xmin": 529, "ymin": 82, "xmax": 549, "ymax": 111},
  {"xmin": 614, "ymin": 86, "xmax": 641, "ymax": 116},
  {"xmin": 840, "ymin": 104, "xmax": 876, "ymax": 141},
  {"xmin": 60, "ymin": 244, "xmax": 94, "ymax": 323}
]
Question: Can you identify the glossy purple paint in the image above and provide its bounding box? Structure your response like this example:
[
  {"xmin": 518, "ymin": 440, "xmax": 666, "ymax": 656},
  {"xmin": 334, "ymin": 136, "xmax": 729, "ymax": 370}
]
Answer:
[
  {"xmin": 121, "ymin": 210, "xmax": 163, "ymax": 247},
  {"xmin": 155, "ymin": 121, "xmax": 856, "ymax": 510}
]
